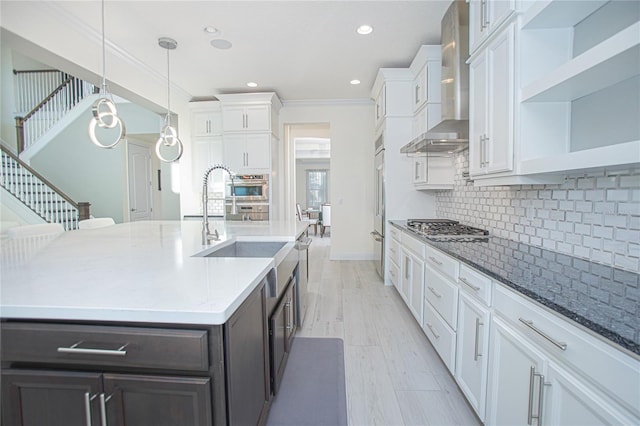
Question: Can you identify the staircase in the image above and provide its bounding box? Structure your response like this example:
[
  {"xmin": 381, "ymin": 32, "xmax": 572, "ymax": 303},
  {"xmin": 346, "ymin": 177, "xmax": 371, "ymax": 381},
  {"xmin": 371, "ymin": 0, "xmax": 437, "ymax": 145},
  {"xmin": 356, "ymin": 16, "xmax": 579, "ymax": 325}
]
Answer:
[
  {"xmin": 14, "ymin": 69, "xmax": 97, "ymax": 154},
  {"xmin": 1, "ymin": 69, "xmax": 95, "ymax": 230},
  {"xmin": 1, "ymin": 145, "xmax": 90, "ymax": 230}
]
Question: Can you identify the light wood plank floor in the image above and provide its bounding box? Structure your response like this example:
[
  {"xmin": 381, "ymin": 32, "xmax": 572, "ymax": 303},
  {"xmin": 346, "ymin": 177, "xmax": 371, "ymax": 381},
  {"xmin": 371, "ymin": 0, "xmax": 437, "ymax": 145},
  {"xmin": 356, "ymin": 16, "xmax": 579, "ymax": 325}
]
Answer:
[{"xmin": 297, "ymin": 236, "xmax": 481, "ymax": 426}]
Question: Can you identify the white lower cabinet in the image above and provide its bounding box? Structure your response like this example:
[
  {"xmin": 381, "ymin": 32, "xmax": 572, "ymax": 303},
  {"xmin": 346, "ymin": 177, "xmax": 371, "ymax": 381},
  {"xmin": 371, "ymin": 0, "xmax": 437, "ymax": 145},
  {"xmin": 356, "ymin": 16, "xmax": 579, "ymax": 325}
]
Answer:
[
  {"xmin": 390, "ymin": 226, "xmax": 639, "ymax": 425},
  {"xmin": 486, "ymin": 316, "xmax": 546, "ymax": 425},
  {"xmin": 455, "ymin": 292, "xmax": 491, "ymax": 421},
  {"xmin": 542, "ymin": 361, "xmax": 633, "ymax": 425},
  {"xmin": 400, "ymin": 247, "xmax": 425, "ymax": 324},
  {"xmin": 423, "ymin": 300, "xmax": 456, "ymax": 374}
]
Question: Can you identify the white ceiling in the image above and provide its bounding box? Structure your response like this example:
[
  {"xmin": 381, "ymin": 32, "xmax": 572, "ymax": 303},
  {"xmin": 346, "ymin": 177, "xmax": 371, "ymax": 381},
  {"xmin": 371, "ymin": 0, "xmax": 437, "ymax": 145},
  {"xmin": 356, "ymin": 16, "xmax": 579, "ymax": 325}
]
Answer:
[{"xmin": 4, "ymin": 1, "xmax": 451, "ymax": 102}]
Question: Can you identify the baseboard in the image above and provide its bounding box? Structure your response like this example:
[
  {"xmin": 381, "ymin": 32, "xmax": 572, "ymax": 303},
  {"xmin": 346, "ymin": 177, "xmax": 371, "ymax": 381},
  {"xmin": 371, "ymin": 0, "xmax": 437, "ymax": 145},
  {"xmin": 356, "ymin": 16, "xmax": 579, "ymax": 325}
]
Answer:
[{"xmin": 330, "ymin": 252, "xmax": 375, "ymax": 261}]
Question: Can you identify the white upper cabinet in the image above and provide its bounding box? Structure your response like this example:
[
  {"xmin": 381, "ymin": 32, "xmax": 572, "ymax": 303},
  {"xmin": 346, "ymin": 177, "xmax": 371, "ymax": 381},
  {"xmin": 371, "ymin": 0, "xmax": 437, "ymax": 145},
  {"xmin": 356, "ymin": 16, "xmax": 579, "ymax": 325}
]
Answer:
[
  {"xmin": 371, "ymin": 68, "xmax": 413, "ymax": 131},
  {"xmin": 222, "ymin": 105, "xmax": 271, "ymax": 132},
  {"xmin": 469, "ymin": 0, "xmax": 518, "ymax": 54},
  {"xmin": 469, "ymin": 23, "xmax": 515, "ymax": 177},
  {"xmin": 190, "ymin": 101, "xmax": 222, "ymax": 137},
  {"xmin": 223, "ymin": 133, "xmax": 271, "ymax": 173},
  {"xmin": 217, "ymin": 92, "xmax": 282, "ymax": 137}
]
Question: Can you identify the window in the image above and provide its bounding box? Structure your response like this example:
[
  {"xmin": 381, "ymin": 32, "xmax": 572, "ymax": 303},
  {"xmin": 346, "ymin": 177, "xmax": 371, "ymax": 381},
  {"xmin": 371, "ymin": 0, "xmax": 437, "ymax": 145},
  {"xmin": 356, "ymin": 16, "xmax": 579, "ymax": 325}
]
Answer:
[{"xmin": 306, "ymin": 169, "xmax": 329, "ymax": 209}]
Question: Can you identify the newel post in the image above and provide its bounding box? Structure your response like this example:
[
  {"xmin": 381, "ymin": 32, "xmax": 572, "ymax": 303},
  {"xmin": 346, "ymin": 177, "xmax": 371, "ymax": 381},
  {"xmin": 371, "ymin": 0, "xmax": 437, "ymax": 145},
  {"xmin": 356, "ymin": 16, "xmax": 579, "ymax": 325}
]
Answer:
[
  {"xmin": 15, "ymin": 117, "xmax": 25, "ymax": 154},
  {"xmin": 77, "ymin": 202, "xmax": 91, "ymax": 221}
]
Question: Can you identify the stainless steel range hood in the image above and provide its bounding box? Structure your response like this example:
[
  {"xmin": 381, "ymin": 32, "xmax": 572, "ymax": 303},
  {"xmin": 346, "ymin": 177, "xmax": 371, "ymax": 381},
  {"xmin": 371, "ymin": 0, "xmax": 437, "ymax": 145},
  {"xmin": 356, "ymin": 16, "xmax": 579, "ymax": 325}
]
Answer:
[{"xmin": 401, "ymin": 0, "xmax": 469, "ymax": 154}]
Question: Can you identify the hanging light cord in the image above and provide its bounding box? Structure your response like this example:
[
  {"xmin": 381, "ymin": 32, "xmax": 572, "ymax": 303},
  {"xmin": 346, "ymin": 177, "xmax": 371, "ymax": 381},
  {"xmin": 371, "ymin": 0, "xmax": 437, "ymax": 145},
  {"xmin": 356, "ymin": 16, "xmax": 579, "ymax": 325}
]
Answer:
[{"xmin": 88, "ymin": 0, "xmax": 126, "ymax": 149}]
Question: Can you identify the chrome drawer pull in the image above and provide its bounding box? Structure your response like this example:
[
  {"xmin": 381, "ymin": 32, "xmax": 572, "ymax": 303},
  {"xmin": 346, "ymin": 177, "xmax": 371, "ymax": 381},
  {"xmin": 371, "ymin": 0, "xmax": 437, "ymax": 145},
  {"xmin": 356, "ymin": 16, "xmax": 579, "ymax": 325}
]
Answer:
[
  {"xmin": 58, "ymin": 341, "xmax": 128, "ymax": 356},
  {"xmin": 459, "ymin": 276, "xmax": 481, "ymax": 291},
  {"xmin": 426, "ymin": 323, "xmax": 440, "ymax": 339},
  {"xmin": 428, "ymin": 256, "xmax": 443, "ymax": 265},
  {"xmin": 519, "ymin": 318, "xmax": 567, "ymax": 351},
  {"xmin": 428, "ymin": 286, "xmax": 442, "ymax": 298}
]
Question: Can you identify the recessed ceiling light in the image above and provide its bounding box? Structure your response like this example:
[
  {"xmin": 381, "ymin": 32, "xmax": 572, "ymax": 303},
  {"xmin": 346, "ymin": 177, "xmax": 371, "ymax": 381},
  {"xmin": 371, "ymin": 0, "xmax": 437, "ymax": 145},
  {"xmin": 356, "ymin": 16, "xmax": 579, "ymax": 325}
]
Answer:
[
  {"xmin": 210, "ymin": 39, "xmax": 232, "ymax": 50},
  {"xmin": 247, "ymin": 82, "xmax": 258, "ymax": 88},
  {"xmin": 356, "ymin": 25, "xmax": 374, "ymax": 35},
  {"xmin": 203, "ymin": 26, "xmax": 220, "ymax": 36},
  {"xmin": 350, "ymin": 79, "xmax": 361, "ymax": 85}
]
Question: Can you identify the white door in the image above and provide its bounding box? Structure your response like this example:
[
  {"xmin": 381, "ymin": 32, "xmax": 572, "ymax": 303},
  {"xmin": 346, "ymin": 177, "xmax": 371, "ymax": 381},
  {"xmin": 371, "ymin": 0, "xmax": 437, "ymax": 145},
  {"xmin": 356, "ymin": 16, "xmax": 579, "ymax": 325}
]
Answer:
[{"xmin": 128, "ymin": 142, "xmax": 153, "ymax": 222}]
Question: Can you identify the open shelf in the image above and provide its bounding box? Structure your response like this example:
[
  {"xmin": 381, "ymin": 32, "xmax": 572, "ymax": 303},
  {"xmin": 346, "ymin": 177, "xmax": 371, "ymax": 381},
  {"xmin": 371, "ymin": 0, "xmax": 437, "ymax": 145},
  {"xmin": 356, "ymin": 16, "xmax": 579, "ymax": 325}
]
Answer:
[
  {"xmin": 521, "ymin": 22, "xmax": 640, "ymax": 102},
  {"xmin": 521, "ymin": 0, "xmax": 607, "ymax": 29},
  {"xmin": 519, "ymin": 140, "xmax": 640, "ymax": 175}
]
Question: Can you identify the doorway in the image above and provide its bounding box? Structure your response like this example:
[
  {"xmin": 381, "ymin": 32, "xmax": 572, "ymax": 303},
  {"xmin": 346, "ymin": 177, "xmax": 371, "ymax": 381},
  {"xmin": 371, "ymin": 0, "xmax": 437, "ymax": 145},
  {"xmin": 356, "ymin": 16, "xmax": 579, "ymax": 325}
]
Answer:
[
  {"xmin": 127, "ymin": 141, "xmax": 153, "ymax": 221},
  {"xmin": 288, "ymin": 123, "xmax": 331, "ymax": 238}
]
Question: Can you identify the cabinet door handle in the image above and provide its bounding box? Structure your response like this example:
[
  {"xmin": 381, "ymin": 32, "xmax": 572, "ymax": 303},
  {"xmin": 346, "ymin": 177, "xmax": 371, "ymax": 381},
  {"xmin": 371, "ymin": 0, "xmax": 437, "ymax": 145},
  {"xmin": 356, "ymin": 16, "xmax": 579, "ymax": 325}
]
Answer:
[
  {"xmin": 428, "ymin": 286, "xmax": 442, "ymax": 298},
  {"xmin": 519, "ymin": 318, "xmax": 567, "ymax": 351},
  {"xmin": 415, "ymin": 84, "xmax": 420, "ymax": 104},
  {"xmin": 84, "ymin": 392, "xmax": 97, "ymax": 426},
  {"xmin": 58, "ymin": 342, "xmax": 128, "ymax": 356},
  {"xmin": 527, "ymin": 366, "xmax": 551, "ymax": 425},
  {"xmin": 474, "ymin": 317, "xmax": 483, "ymax": 361},
  {"xmin": 459, "ymin": 276, "xmax": 481, "ymax": 291},
  {"xmin": 99, "ymin": 393, "xmax": 114, "ymax": 426},
  {"xmin": 426, "ymin": 323, "xmax": 440, "ymax": 339},
  {"xmin": 428, "ymin": 256, "xmax": 442, "ymax": 266},
  {"xmin": 480, "ymin": 0, "xmax": 489, "ymax": 30}
]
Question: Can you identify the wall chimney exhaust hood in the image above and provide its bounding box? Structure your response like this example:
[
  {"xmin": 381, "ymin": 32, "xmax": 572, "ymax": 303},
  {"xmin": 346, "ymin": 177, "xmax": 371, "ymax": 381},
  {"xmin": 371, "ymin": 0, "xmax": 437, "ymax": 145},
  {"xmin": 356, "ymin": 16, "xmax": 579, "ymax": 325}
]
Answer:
[{"xmin": 401, "ymin": 0, "xmax": 469, "ymax": 154}]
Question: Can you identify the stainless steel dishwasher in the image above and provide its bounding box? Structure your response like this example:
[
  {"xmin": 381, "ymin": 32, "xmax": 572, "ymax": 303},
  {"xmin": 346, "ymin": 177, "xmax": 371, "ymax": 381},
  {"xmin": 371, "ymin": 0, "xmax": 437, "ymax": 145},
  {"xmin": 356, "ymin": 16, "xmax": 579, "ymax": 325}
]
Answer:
[{"xmin": 294, "ymin": 235, "xmax": 311, "ymax": 325}]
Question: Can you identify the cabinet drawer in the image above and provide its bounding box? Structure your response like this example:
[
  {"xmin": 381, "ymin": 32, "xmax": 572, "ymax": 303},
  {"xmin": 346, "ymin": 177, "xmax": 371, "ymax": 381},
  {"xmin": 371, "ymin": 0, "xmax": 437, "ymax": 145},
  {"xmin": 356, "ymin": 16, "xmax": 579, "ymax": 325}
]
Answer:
[
  {"xmin": 402, "ymin": 232, "xmax": 426, "ymax": 259},
  {"xmin": 1, "ymin": 323, "xmax": 209, "ymax": 372},
  {"xmin": 389, "ymin": 237, "xmax": 401, "ymax": 266},
  {"xmin": 493, "ymin": 285, "xmax": 640, "ymax": 416},
  {"xmin": 389, "ymin": 259, "xmax": 400, "ymax": 288},
  {"xmin": 422, "ymin": 301, "xmax": 456, "ymax": 374},
  {"xmin": 389, "ymin": 225, "xmax": 402, "ymax": 241},
  {"xmin": 458, "ymin": 263, "xmax": 493, "ymax": 306},
  {"xmin": 425, "ymin": 265, "xmax": 459, "ymax": 329},
  {"xmin": 425, "ymin": 246, "xmax": 459, "ymax": 280}
]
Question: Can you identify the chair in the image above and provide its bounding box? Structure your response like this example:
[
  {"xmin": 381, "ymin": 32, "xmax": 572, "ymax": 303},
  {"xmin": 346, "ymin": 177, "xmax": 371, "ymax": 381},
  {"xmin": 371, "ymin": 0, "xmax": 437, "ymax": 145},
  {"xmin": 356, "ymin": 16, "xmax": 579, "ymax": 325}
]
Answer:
[
  {"xmin": 296, "ymin": 203, "xmax": 318, "ymax": 235},
  {"xmin": 321, "ymin": 204, "xmax": 331, "ymax": 237},
  {"xmin": 78, "ymin": 217, "xmax": 115, "ymax": 230},
  {"xmin": 7, "ymin": 223, "xmax": 65, "ymax": 239}
]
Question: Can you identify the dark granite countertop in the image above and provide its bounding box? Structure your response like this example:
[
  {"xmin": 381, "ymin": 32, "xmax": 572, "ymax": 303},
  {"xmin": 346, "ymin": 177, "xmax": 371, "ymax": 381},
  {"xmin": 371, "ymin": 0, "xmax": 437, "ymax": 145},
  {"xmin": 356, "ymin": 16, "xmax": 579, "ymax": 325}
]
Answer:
[{"xmin": 390, "ymin": 221, "xmax": 640, "ymax": 357}]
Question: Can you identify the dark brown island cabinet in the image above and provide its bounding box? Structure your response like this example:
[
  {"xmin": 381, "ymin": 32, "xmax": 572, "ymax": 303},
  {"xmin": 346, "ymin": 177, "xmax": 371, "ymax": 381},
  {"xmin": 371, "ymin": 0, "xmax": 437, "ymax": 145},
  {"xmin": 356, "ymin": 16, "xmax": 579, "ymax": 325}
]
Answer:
[{"xmin": 1, "ymin": 277, "xmax": 273, "ymax": 426}]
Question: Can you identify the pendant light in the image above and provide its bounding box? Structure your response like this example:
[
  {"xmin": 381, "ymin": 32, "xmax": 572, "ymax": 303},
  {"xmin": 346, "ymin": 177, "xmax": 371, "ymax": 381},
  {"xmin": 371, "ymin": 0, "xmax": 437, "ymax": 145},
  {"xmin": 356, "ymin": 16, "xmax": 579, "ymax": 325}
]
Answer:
[
  {"xmin": 155, "ymin": 37, "xmax": 184, "ymax": 163},
  {"xmin": 88, "ymin": 0, "xmax": 126, "ymax": 149}
]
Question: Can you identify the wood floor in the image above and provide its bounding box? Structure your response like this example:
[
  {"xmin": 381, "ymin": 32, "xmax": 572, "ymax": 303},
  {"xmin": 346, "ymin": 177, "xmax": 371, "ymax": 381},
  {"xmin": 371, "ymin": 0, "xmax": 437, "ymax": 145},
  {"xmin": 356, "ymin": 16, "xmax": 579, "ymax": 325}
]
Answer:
[{"xmin": 297, "ymin": 236, "xmax": 481, "ymax": 426}]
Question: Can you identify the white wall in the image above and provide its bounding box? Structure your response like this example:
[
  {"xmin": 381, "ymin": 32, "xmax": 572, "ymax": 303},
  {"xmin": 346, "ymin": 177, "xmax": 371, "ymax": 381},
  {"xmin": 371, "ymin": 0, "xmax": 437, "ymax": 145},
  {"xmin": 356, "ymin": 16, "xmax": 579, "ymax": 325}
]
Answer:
[
  {"xmin": 279, "ymin": 101, "xmax": 375, "ymax": 260},
  {"xmin": 29, "ymin": 102, "xmax": 164, "ymax": 223}
]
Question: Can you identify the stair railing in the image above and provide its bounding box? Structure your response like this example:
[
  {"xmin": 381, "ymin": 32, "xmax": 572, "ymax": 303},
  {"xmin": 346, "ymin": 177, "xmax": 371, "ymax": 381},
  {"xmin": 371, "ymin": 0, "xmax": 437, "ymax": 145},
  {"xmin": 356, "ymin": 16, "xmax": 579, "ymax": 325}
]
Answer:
[
  {"xmin": 14, "ymin": 70, "xmax": 97, "ymax": 153},
  {"xmin": 1, "ymin": 144, "xmax": 90, "ymax": 230}
]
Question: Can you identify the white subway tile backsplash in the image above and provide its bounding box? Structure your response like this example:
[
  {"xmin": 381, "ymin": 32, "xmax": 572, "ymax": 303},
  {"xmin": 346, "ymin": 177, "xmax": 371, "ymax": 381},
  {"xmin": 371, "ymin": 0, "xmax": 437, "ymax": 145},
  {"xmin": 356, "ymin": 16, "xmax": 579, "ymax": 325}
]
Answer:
[{"xmin": 436, "ymin": 151, "xmax": 640, "ymax": 273}]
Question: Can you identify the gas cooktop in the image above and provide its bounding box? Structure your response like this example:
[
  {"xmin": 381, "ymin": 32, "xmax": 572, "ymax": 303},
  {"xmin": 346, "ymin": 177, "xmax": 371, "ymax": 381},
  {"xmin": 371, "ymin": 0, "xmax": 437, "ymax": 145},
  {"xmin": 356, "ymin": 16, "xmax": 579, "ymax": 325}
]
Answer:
[{"xmin": 406, "ymin": 219, "xmax": 489, "ymax": 242}]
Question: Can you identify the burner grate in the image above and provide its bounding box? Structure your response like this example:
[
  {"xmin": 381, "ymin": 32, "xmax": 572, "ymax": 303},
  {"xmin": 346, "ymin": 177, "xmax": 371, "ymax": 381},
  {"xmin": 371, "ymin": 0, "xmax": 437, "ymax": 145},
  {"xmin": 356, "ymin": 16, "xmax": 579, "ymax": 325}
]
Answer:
[{"xmin": 406, "ymin": 219, "xmax": 488, "ymax": 240}]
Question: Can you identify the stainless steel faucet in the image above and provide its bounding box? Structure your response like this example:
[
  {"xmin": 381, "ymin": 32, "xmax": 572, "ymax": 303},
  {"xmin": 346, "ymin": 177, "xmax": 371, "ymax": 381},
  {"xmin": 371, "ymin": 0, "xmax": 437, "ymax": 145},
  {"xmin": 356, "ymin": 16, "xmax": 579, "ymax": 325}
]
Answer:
[{"xmin": 202, "ymin": 164, "xmax": 236, "ymax": 244}]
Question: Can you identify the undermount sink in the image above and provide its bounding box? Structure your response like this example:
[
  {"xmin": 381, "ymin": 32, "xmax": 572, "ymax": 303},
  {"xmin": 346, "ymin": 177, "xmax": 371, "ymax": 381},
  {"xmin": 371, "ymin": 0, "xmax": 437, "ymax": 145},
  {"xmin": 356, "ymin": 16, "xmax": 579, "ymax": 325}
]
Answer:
[{"xmin": 200, "ymin": 241, "xmax": 287, "ymax": 258}]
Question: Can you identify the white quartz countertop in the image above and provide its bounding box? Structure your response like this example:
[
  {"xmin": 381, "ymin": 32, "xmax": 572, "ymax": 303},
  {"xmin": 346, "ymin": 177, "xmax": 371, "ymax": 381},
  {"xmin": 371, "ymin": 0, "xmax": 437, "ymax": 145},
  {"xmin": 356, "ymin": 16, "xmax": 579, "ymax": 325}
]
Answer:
[{"xmin": 0, "ymin": 220, "xmax": 308, "ymax": 325}]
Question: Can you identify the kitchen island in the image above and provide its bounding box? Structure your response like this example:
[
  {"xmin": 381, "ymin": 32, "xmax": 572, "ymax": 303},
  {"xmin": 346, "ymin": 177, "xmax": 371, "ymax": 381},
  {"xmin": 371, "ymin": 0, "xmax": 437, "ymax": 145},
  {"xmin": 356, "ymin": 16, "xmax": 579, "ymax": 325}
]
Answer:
[{"xmin": 1, "ymin": 219, "xmax": 308, "ymax": 426}]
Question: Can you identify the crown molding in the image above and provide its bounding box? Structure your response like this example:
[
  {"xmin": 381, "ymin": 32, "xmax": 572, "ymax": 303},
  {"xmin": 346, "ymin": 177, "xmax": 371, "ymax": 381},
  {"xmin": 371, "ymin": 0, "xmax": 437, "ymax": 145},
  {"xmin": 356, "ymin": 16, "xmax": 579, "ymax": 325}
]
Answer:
[
  {"xmin": 42, "ymin": 2, "xmax": 192, "ymax": 103},
  {"xmin": 282, "ymin": 98, "xmax": 373, "ymax": 108}
]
